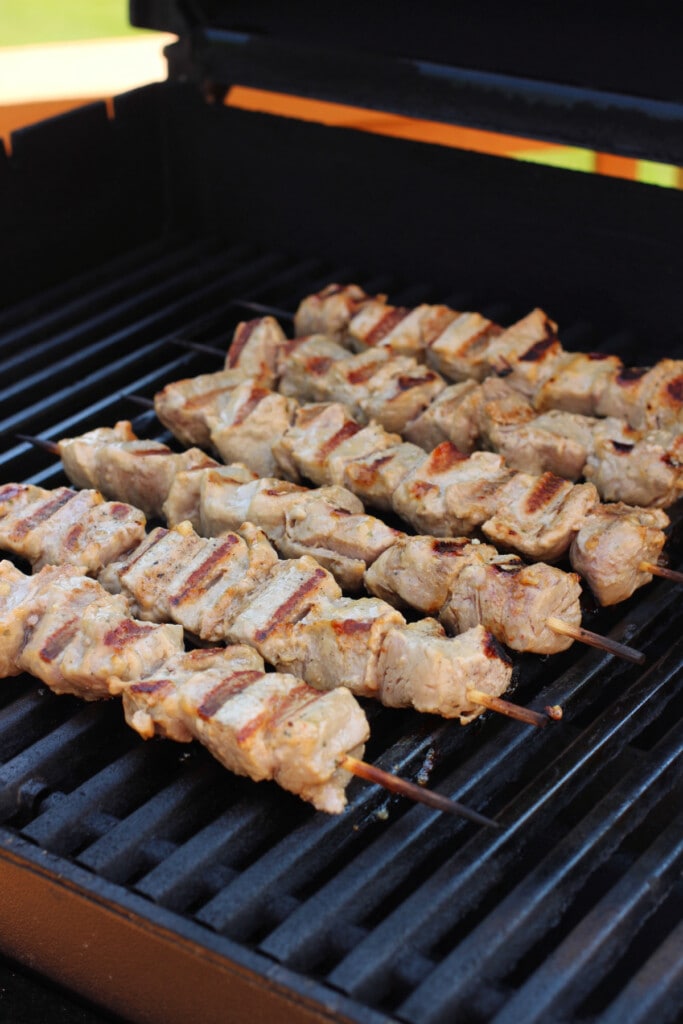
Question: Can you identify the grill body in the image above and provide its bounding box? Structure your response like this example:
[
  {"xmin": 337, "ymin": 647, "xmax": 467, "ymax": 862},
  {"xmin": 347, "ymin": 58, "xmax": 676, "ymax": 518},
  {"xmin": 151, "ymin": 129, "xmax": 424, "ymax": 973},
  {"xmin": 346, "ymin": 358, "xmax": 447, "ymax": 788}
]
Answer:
[{"xmin": 0, "ymin": 18, "xmax": 683, "ymax": 1024}]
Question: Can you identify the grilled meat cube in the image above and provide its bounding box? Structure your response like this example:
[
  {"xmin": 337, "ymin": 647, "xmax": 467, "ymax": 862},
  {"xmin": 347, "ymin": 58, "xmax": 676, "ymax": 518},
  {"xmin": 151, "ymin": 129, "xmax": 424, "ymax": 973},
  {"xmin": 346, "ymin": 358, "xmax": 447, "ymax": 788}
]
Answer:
[
  {"xmin": 322, "ymin": 348, "xmax": 396, "ymax": 418},
  {"xmin": 377, "ymin": 621, "xmax": 512, "ymax": 722},
  {"xmin": 277, "ymin": 493, "xmax": 400, "ymax": 590},
  {"xmin": 278, "ymin": 334, "xmax": 356, "ymax": 404},
  {"xmin": 358, "ymin": 359, "xmax": 446, "ymax": 433},
  {"xmin": 224, "ymin": 316, "xmax": 288, "ymax": 386},
  {"xmin": 0, "ymin": 485, "xmax": 146, "ymax": 574},
  {"xmin": 294, "ymin": 283, "xmax": 380, "ymax": 343},
  {"xmin": 270, "ymin": 595, "xmax": 406, "ymax": 698},
  {"xmin": 227, "ymin": 555, "xmax": 342, "ymax": 662},
  {"xmin": 343, "ymin": 442, "xmax": 426, "ymax": 513},
  {"xmin": 596, "ymin": 358, "xmax": 683, "ymax": 430},
  {"xmin": 364, "ymin": 303, "xmax": 457, "ymax": 359},
  {"xmin": 479, "ymin": 379, "xmax": 591, "ymax": 480},
  {"xmin": 425, "ymin": 311, "xmax": 503, "ymax": 381},
  {"xmin": 347, "ymin": 301, "xmax": 415, "ymax": 354},
  {"xmin": 0, "ymin": 560, "xmax": 41, "ymax": 677},
  {"xmin": 196, "ymin": 470, "xmax": 311, "ymax": 539},
  {"xmin": 59, "ymin": 421, "xmax": 216, "ymax": 517},
  {"xmin": 365, "ymin": 535, "xmax": 497, "ymax": 615},
  {"xmin": 163, "ymin": 463, "xmax": 258, "ymax": 531},
  {"xmin": 570, "ymin": 503, "xmax": 669, "ymax": 605},
  {"xmin": 533, "ymin": 351, "xmax": 623, "ymax": 416},
  {"xmin": 404, "ymin": 380, "xmax": 484, "ymax": 452},
  {"xmin": 13, "ymin": 564, "xmax": 182, "ymax": 699},
  {"xmin": 324, "ymin": 422, "xmax": 403, "ymax": 489},
  {"xmin": 154, "ymin": 369, "xmax": 246, "ymax": 448},
  {"xmin": 272, "ymin": 402, "xmax": 362, "ymax": 484},
  {"xmin": 207, "ymin": 381, "xmax": 297, "ymax": 478},
  {"xmin": 486, "ymin": 308, "xmax": 564, "ymax": 396},
  {"xmin": 483, "ymin": 473, "xmax": 599, "ymax": 562},
  {"xmin": 584, "ymin": 421, "xmax": 683, "ymax": 508},
  {"xmin": 122, "ymin": 644, "xmax": 265, "ymax": 743},
  {"xmin": 106, "ymin": 521, "xmax": 278, "ymax": 641},
  {"xmin": 394, "ymin": 444, "xmax": 512, "ymax": 536},
  {"xmin": 440, "ymin": 558, "xmax": 583, "ymax": 655}
]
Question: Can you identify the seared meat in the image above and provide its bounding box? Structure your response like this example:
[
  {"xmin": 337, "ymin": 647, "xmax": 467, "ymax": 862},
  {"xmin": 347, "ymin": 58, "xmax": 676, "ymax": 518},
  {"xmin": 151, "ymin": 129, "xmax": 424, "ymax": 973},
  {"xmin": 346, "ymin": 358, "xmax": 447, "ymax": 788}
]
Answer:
[
  {"xmin": 483, "ymin": 473, "xmax": 599, "ymax": 561},
  {"xmin": 272, "ymin": 402, "xmax": 364, "ymax": 484},
  {"xmin": 394, "ymin": 445, "xmax": 513, "ymax": 536},
  {"xmin": 342, "ymin": 442, "xmax": 426, "ymax": 513},
  {"xmin": 440, "ymin": 558, "xmax": 582, "ymax": 655},
  {"xmin": 584, "ymin": 421, "xmax": 683, "ymax": 508},
  {"xmin": 224, "ymin": 316, "xmax": 288, "ymax": 387},
  {"xmin": 486, "ymin": 308, "xmax": 564, "ymax": 396},
  {"xmin": 154, "ymin": 370, "xmax": 246, "ymax": 448},
  {"xmin": 0, "ymin": 483, "xmax": 146, "ymax": 574},
  {"xmin": 570, "ymin": 503, "xmax": 669, "ymax": 605},
  {"xmin": 404, "ymin": 380, "xmax": 484, "ymax": 452},
  {"xmin": 206, "ymin": 382, "xmax": 297, "ymax": 477},
  {"xmin": 278, "ymin": 334, "xmax": 354, "ymax": 404},
  {"xmin": 425, "ymin": 311, "xmax": 503, "ymax": 381},
  {"xmin": 533, "ymin": 352, "xmax": 623, "ymax": 416},
  {"xmin": 294, "ymin": 283, "xmax": 380, "ymax": 343}
]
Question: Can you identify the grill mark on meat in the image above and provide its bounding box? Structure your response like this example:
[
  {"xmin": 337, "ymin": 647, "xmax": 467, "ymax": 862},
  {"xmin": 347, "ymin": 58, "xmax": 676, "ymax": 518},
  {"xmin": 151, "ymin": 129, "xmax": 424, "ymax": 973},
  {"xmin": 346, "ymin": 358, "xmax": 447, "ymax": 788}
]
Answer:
[
  {"xmin": 587, "ymin": 352, "xmax": 613, "ymax": 361},
  {"xmin": 232, "ymin": 387, "xmax": 270, "ymax": 426},
  {"xmin": 346, "ymin": 454, "xmax": 394, "ymax": 488},
  {"xmin": 317, "ymin": 421, "xmax": 361, "ymax": 460},
  {"xmin": 40, "ymin": 618, "xmax": 78, "ymax": 662},
  {"xmin": 111, "ymin": 503, "xmax": 134, "ymax": 520},
  {"xmin": 611, "ymin": 440, "xmax": 635, "ymax": 454},
  {"xmin": 119, "ymin": 530, "xmax": 168, "ymax": 573},
  {"xmin": 491, "ymin": 560, "xmax": 523, "ymax": 574},
  {"xmin": 432, "ymin": 539, "xmax": 470, "ymax": 556},
  {"xmin": 395, "ymin": 373, "xmax": 439, "ymax": 391},
  {"xmin": 484, "ymin": 633, "xmax": 513, "ymax": 664},
  {"xmin": 0, "ymin": 484, "xmax": 27, "ymax": 504},
  {"xmin": 364, "ymin": 307, "xmax": 410, "ymax": 346},
  {"xmin": 617, "ymin": 366, "xmax": 649, "ymax": 384},
  {"xmin": 186, "ymin": 388, "xmax": 231, "ymax": 410},
  {"xmin": 12, "ymin": 491, "xmax": 75, "ymax": 537},
  {"xmin": 307, "ymin": 356, "xmax": 334, "ymax": 376},
  {"xmin": 129, "ymin": 677, "xmax": 174, "ymax": 695},
  {"xmin": 518, "ymin": 335, "xmax": 558, "ymax": 362},
  {"xmin": 428, "ymin": 442, "xmax": 468, "ymax": 473},
  {"xmin": 226, "ymin": 318, "xmax": 260, "ymax": 367},
  {"xmin": 665, "ymin": 377, "xmax": 683, "ymax": 403},
  {"xmin": 347, "ymin": 359, "xmax": 390, "ymax": 385},
  {"xmin": 332, "ymin": 619, "xmax": 373, "ymax": 636},
  {"xmin": 104, "ymin": 620, "xmax": 156, "ymax": 648},
  {"xmin": 410, "ymin": 481, "xmax": 438, "ymax": 500},
  {"xmin": 524, "ymin": 473, "xmax": 567, "ymax": 514},
  {"xmin": 65, "ymin": 523, "xmax": 84, "ymax": 550},
  {"xmin": 169, "ymin": 535, "xmax": 240, "ymax": 606},
  {"xmin": 237, "ymin": 684, "xmax": 315, "ymax": 744},
  {"xmin": 331, "ymin": 507, "xmax": 352, "ymax": 517},
  {"xmin": 198, "ymin": 670, "xmax": 264, "ymax": 719},
  {"xmin": 254, "ymin": 569, "xmax": 328, "ymax": 642},
  {"xmin": 131, "ymin": 448, "xmax": 172, "ymax": 456},
  {"xmin": 451, "ymin": 321, "xmax": 503, "ymax": 355}
]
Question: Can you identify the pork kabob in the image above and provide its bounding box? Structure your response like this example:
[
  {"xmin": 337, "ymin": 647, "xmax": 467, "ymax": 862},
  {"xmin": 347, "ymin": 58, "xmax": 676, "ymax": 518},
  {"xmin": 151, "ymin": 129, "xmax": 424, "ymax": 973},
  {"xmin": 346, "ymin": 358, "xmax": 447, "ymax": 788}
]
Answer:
[
  {"xmin": 143, "ymin": 317, "xmax": 670, "ymax": 613},
  {"xmin": 0, "ymin": 481, "xmax": 523, "ymax": 730},
  {"xmin": 27, "ymin": 421, "xmax": 640, "ymax": 665},
  {"xmin": 272, "ymin": 326, "xmax": 683, "ymax": 511},
  {"xmin": 0, "ymin": 558, "xmax": 374, "ymax": 814},
  {"xmin": 294, "ymin": 283, "xmax": 683, "ymax": 432}
]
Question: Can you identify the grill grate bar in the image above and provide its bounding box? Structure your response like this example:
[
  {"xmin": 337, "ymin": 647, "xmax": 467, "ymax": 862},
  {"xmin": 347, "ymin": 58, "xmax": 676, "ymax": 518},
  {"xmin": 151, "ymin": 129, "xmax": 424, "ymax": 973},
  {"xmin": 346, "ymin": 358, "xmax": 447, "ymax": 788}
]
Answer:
[
  {"xmin": 598, "ymin": 915, "xmax": 683, "ymax": 1024},
  {"xmin": 329, "ymin": 642, "xmax": 683, "ymax": 1003},
  {"xmin": 487, "ymin": 808, "xmax": 683, "ymax": 1024},
  {"xmin": 398, "ymin": 726, "xmax": 682, "ymax": 1023}
]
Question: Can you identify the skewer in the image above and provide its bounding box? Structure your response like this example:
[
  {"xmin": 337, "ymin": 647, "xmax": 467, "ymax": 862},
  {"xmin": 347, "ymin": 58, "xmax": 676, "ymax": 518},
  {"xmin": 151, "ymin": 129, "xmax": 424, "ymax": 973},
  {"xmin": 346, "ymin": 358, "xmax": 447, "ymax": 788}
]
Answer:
[
  {"xmin": 16, "ymin": 431, "xmax": 648, "ymax": 667},
  {"xmin": 341, "ymin": 755, "xmax": 500, "ymax": 825},
  {"xmin": 546, "ymin": 617, "xmax": 645, "ymax": 665},
  {"xmin": 640, "ymin": 561, "xmax": 683, "ymax": 585},
  {"xmin": 171, "ymin": 338, "xmax": 226, "ymax": 357},
  {"xmin": 230, "ymin": 298, "xmax": 293, "ymax": 320},
  {"xmin": 466, "ymin": 689, "xmax": 560, "ymax": 728}
]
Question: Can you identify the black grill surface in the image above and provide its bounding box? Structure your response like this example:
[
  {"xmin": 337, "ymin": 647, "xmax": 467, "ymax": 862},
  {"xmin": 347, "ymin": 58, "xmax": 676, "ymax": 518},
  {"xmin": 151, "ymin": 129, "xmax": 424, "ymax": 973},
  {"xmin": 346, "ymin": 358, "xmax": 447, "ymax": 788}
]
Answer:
[{"xmin": 1, "ymin": 236, "xmax": 682, "ymax": 1024}]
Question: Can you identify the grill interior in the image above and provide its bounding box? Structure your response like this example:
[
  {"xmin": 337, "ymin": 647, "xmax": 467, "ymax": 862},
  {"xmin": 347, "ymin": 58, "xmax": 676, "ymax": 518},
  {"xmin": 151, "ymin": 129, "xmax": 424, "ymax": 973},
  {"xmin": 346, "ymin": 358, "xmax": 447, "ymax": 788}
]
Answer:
[{"xmin": 1, "ymin": 221, "xmax": 682, "ymax": 1023}]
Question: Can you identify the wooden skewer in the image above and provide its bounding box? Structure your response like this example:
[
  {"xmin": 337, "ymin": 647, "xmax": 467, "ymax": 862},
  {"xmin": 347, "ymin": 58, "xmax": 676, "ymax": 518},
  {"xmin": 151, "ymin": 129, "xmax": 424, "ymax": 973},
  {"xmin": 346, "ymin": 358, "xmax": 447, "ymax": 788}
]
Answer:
[
  {"xmin": 546, "ymin": 616, "xmax": 645, "ymax": 665},
  {"xmin": 16, "ymin": 434, "xmax": 60, "ymax": 455},
  {"xmin": 466, "ymin": 689, "xmax": 559, "ymax": 728},
  {"xmin": 171, "ymin": 338, "xmax": 226, "ymax": 358},
  {"xmin": 341, "ymin": 755, "xmax": 500, "ymax": 826},
  {"xmin": 126, "ymin": 394, "xmax": 156, "ymax": 410},
  {"xmin": 229, "ymin": 298, "xmax": 294, "ymax": 321},
  {"xmin": 640, "ymin": 561, "xmax": 683, "ymax": 585}
]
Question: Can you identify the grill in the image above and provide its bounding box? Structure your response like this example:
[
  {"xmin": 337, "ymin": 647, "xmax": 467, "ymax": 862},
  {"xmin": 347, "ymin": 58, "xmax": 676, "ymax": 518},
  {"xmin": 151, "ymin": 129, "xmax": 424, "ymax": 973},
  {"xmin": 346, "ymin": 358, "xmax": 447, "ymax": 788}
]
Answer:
[{"xmin": 1, "ymin": 5, "xmax": 683, "ymax": 1023}]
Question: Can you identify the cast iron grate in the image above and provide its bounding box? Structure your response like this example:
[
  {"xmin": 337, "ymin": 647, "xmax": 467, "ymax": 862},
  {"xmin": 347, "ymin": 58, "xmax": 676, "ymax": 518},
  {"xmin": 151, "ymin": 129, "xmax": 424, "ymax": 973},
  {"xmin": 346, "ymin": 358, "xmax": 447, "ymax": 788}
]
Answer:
[{"xmin": 1, "ymin": 235, "xmax": 682, "ymax": 1024}]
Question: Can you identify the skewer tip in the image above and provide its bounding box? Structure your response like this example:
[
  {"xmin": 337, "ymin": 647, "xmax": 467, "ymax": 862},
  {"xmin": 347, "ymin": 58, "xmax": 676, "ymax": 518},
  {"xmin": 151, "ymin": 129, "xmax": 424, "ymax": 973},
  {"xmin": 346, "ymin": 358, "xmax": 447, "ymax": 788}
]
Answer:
[
  {"xmin": 340, "ymin": 755, "xmax": 500, "ymax": 827},
  {"xmin": 16, "ymin": 433, "xmax": 60, "ymax": 455},
  {"xmin": 467, "ymin": 688, "xmax": 558, "ymax": 729},
  {"xmin": 546, "ymin": 616, "xmax": 645, "ymax": 665},
  {"xmin": 640, "ymin": 561, "xmax": 683, "ymax": 586}
]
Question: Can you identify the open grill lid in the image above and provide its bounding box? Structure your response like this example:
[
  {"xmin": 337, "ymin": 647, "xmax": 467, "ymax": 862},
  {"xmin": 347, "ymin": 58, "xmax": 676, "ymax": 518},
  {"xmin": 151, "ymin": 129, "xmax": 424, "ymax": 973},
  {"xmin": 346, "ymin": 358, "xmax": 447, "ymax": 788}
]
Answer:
[{"xmin": 132, "ymin": 1, "xmax": 683, "ymax": 163}]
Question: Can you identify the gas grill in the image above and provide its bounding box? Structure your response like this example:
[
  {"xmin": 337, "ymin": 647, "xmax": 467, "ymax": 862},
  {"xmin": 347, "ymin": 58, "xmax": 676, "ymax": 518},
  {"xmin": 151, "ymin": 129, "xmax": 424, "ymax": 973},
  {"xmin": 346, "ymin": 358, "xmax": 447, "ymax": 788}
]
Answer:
[{"xmin": 1, "ymin": 4, "xmax": 682, "ymax": 1023}]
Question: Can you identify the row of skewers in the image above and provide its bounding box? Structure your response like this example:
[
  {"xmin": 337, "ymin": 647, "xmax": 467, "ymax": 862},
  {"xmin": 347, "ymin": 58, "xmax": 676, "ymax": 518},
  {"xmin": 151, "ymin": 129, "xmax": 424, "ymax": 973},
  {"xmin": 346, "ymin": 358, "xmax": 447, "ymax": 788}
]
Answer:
[{"xmin": 9, "ymin": 281, "xmax": 683, "ymax": 819}]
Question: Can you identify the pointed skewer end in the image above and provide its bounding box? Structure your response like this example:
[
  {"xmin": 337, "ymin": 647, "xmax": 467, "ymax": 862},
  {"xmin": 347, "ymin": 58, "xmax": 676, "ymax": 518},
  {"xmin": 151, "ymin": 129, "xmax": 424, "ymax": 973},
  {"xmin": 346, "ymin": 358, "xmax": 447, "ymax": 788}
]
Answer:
[
  {"xmin": 16, "ymin": 433, "xmax": 60, "ymax": 455},
  {"xmin": 546, "ymin": 616, "xmax": 645, "ymax": 665}
]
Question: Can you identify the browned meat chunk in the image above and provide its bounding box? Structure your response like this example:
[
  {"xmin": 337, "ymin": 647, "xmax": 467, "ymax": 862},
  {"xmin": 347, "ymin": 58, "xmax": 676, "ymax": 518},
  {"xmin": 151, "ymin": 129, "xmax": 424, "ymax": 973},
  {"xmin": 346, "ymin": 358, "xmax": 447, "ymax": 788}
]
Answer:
[
  {"xmin": 224, "ymin": 316, "xmax": 288, "ymax": 386},
  {"xmin": 404, "ymin": 380, "xmax": 484, "ymax": 452},
  {"xmin": 487, "ymin": 308, "xmax": 564, "ymax": 396},
  {"xmin": 425, "ymin": 311, "xmax": 503, "ymax": 381},
  {"xmin": 570, "ymin": 503, "xmax": 669, "ymax": 605},
  {"xmin": 207, "ymin": 382, "xmax": 297, "ymax": 478},
  {"xmin": 534, "ymin": 351, "xmax": 623, "ymax": 416},
  {"xmin": 294, "ymin": 283, "xmax": 380, "ymax": 343},
  {"xmin": 154, "ymin": 370, "xmax": 246, "ymax": 448}
]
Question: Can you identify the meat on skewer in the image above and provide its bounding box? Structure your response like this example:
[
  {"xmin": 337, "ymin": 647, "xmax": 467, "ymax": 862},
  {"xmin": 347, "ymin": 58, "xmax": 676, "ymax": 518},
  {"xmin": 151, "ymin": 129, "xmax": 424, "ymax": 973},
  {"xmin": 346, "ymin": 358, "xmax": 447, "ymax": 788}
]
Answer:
[
  {"xmin": 0, "ymin": 488, "xmax": 515, "ymax": 723},
  {"xmin": 293, "ymin": 284, "xmax": 683, "ymax": 432}
]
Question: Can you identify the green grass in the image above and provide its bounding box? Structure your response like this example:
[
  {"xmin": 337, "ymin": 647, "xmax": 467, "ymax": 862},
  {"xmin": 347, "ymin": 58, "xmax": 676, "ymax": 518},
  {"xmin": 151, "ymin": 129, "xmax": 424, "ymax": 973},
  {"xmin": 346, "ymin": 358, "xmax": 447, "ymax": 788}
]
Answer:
[{"xmin": 0, "ymin": 1, "xmax": 147, "ymax": 46}]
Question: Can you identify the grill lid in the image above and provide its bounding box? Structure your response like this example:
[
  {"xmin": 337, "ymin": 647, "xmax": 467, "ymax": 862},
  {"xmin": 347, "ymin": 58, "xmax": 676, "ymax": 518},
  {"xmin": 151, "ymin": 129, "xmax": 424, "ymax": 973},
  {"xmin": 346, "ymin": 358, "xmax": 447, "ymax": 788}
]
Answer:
[{"xmin": 131, "ymin": 1, "xmax": 683, "ymax": 162}]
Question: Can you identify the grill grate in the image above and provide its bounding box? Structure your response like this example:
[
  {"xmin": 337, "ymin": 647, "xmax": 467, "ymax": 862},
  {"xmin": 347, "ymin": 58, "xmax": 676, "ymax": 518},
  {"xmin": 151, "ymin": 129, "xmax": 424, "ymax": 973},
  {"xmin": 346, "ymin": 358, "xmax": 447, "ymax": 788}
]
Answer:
[{"xmin": 1, "ymin": 235, "xmax": 682, "ymax": 1024}]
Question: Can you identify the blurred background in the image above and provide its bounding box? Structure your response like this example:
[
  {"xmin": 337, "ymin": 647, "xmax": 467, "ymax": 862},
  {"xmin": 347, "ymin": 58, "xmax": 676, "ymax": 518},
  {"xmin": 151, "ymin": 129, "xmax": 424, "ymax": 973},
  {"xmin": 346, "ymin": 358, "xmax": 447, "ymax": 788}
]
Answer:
[
  {"xmin": 0, "ymin": 1, "xmax": 173, "ymax": 141},
  {"xmin": 1, "ymin": 3, "xmax": 681, "ymax": 186}
]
